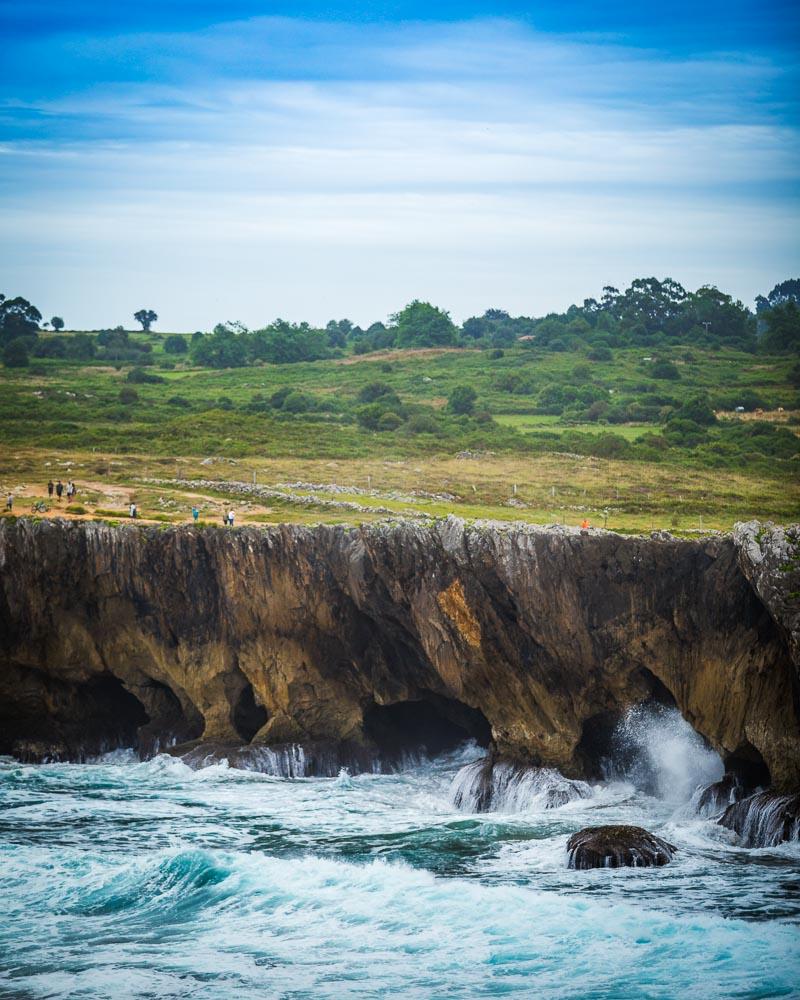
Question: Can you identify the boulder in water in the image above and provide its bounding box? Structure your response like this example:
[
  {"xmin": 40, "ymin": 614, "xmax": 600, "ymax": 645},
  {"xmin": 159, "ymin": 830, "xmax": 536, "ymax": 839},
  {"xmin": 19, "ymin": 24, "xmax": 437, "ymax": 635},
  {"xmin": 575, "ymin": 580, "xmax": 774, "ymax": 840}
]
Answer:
[
  {"xmin": 719, "ymin": 790, "xmax": 800, "ymax": 847},
  {"xmin": 567, "ymin": 825, "xmax": 677, "ymax": 869}
]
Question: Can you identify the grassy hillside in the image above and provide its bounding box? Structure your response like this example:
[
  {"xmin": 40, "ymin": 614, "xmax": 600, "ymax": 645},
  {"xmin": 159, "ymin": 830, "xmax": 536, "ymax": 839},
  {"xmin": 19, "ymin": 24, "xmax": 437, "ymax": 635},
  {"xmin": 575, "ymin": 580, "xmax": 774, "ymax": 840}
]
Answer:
[{"xmin": 0, "ymin": 330, "xmax": 797, "ymax": 532}]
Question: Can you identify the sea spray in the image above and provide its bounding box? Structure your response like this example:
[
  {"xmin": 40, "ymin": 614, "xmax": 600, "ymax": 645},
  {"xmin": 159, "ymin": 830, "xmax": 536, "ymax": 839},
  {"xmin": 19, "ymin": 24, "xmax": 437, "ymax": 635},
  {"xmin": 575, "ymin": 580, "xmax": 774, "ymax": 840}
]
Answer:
[{"xmin": 605, "ymin": 705, "xmax": 724, "ymax": 802}]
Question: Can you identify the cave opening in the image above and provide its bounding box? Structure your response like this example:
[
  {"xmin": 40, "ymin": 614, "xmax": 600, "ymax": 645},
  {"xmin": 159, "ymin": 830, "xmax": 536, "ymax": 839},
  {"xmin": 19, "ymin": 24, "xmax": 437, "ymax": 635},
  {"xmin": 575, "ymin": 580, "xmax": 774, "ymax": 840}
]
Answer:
[
  {"xmin": 363, "ymin": 692, "xmax": 492, "ymax": 759},
  {"xmin": 232, "ymin": 682, "xmax": 268, "ymax": 743},
  {"xmin": 0, "ymin": 668, "xmax": 151, "ymax": 762},
  {"xmin": 576, "ymin": 672, "xmax": 727, "ymax": 800},
  {"xmin": 724, "ymin": 741, "xmax": 771, "ymax": 790}
]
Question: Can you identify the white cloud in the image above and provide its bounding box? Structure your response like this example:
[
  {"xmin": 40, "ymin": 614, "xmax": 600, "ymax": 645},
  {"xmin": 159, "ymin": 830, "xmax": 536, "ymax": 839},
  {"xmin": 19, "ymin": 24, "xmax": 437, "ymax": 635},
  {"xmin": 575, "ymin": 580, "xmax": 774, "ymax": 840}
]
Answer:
[{"xmin": 1, "ymin": 16, "xmax": 797, "ymax": 327}]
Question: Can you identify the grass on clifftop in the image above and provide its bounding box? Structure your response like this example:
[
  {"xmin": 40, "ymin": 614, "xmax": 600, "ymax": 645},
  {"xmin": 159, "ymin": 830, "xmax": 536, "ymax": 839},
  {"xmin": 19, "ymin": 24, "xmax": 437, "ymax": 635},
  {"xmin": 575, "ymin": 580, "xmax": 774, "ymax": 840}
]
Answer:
[{"xmin": 0, "ymin": 335, "xmax": 797, "ymax": 532}]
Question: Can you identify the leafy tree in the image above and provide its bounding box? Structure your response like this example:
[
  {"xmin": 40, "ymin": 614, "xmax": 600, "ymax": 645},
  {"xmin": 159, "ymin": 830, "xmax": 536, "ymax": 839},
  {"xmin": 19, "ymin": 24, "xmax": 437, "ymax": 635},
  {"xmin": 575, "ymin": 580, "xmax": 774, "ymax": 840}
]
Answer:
[
  {"xmin": 134, "ymin": 309, "xmax": 158, "ymax": 331},
  {"xmin": 51, "ymin": 316, "xmax": 64, "ymax": 332},
  {"xmin": 760, "ymin": 302, "xmax": 800, "ymax": 353},
  {"xmin": 448, "ymin": 385, "xmax": 477, "ymax": 415},
  {"xmin": 191, "ymin": 324, "xmax": 248, "ymax": 368},
  {"xmin": 392, "ymin": 301, "xmax": 458, "ymax": 348},
  {"xmin": 163, "ymin": 335, "xmax": 188, "ymax": 354},
  {"xmin": 3, "ymin": 337, "xmax": 30, "ymax": 367},
  {"xmin": 0, "ymin": 295, "xmax": 41, "ymax": 344},
  {"xmin": 755, "ymin": 278, "xmax": 800, "ymax": 313},
  {"xmin": 250, "ymin": 320, "xmax": 330, "ymax": 364}
]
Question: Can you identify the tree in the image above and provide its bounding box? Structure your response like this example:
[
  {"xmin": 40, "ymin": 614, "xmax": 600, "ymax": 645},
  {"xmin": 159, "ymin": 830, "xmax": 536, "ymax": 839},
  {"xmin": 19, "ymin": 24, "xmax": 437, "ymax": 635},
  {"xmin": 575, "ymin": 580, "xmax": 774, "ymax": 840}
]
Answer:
[
  {"xmin": 0, "ymin": 295, "xmax": 41, "ymax": 344},
  {"xmin": 448, "ymin": 385, "xmax": 477, "ymax": 415},
  {"xmin": 191, "ymin": 325, "xmax": 248, "ymax": 368},
  {"xmin": 50, "ymin": 316, "xmax": 64, "ymax": 332},
  {"xmin": 755, "ymin": 278, "xmax": 800, "ymax": 313},
  {"xmin": 760, "ymin": 302, "xmax": 800, "ymax": 353},
  {"xmin": 391, "ymin": 300, "xmax": 458, "ymax": 348},
  {"xmin": 163, "ymin": 334, "xmax": 188, "ymax": 354},
  {"xmin": 134, "ymin": 309, "xmax": 158, "ymax": 331},
  {"xmin": 3, "ymin": 338, "xmax": 30, "ymax": 367}
]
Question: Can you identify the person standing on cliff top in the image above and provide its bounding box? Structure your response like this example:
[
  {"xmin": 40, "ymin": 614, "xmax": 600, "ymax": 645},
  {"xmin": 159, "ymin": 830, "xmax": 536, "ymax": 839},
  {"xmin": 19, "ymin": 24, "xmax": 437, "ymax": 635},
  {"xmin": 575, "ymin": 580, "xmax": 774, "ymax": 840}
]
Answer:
[
  {"xmin": 47, "ymin": 480, "xmax": 54, "ymax": 498},
  {"xmin": 192, "ymin": 506, "xmax": 199, "ymax": 523},
  {"xmin": 130, "ymin": 502, "xmax": 137, "ymax": 519},
  {"xmin": 55, "ymin": 480, "xmax": 63, "ymax": 501},
  {"xmin": 227, "ymin": 509, "xmax": 235, "ymax": 526},
  {"xmin": 6, "ymin": 494, "xmax": 12, "ymax": 511}
]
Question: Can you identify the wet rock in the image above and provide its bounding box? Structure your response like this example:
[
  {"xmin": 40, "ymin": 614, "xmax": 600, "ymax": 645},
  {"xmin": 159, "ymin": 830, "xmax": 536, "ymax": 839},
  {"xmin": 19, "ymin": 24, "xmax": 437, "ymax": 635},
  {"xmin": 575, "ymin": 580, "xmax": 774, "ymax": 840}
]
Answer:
[
  {"xmin": 693, "ymin": 774, "xmax": 747, "ymax": 817},
  {"xmin": 719, "ymin": 790, "xmax": 800, "ymax": 847},
  {"xmin": 567, "ymin": 825, "xmax": 677, "ymax": 869},
  {"xmin": 451, "ymin": 756, "xmax": 591, "ymax": 812}
]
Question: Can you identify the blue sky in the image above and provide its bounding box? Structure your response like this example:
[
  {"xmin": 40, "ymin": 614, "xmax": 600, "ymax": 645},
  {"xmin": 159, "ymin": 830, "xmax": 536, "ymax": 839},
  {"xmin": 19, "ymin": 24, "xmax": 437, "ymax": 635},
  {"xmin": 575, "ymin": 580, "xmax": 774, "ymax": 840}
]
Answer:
[{"xmin": 1, "ymin": 1, "xmax": 798, "ymax": 329}]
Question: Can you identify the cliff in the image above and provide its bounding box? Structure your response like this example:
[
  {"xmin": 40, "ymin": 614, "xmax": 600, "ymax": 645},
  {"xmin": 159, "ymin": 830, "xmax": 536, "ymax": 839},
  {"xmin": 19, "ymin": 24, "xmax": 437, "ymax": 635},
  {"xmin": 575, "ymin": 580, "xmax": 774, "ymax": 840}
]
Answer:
[{"xmin": 1, "ymin": 517, "xmax": 798, "ymax": 790}]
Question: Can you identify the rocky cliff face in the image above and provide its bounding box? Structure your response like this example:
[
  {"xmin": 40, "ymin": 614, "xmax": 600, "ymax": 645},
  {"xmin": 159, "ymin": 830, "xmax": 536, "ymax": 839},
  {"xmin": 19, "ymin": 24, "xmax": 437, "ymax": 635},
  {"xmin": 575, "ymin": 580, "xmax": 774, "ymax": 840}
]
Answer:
[{"xmin": 1, "ymin": 518, "xmax": 798, "ymax": 790}]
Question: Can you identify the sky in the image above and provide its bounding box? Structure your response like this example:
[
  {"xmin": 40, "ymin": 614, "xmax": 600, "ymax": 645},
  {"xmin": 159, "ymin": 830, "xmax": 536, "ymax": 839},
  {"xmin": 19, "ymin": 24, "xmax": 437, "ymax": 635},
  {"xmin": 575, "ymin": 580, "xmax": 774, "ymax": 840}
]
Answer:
[{"xmin": 1, "ymin": 1, "xmax": 799, "ymax": 330}]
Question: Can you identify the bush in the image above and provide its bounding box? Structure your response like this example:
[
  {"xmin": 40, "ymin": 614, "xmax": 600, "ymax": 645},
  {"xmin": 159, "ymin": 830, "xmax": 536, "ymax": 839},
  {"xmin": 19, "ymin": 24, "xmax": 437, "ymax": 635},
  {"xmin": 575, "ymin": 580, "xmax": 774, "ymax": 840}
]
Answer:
[
  {"xmin": 127, "ymin": 367, "xmax": 165, "ymax": 384},
  {"xmin": 66, "ymin": 504, "xmax": 87, "ymax": 514},
  {"xmin": 282, "ymin": 391, "xmax": 313, "ymax": 414},
  {"xmin": 489, "ymin": 348, "xmax": 505, "ymax": 359},
  {"xmin": 118, "ymin": 387, "xmax": 139, "ymax": 404},
  {"xmin": 406, "ymin": 412, "xmax": 440, "ymax": 434},
  {"xmin": 651, "ymin": 360, "xmax": 680, "ymax": 380},
  {"xmin": 358, "ymin": 381, "xmax": 396, "ymax": 403},
  {"xmin": 163, "ymin": 335, "xmax": 188, "ymax": 354},
  {"xmin": 3, "ymin": 338, "xmax": 29, "ymax": 367},
  {"xmin": 676, "ymin": 394, "xmax": 716, "ymax": 425},
  {"xmin": 167, "ymin": 395, "xmax": 191, "ymax": 408},
  {"xmin": 448, "ymin": 385, "xmax": 477, "ymax": 415},
  {"xmin": 378, "ymin": 411, "xmax": 403, "ymax": 431},
  {"xmin": 587, "ymin": 346, "xmax": 613, "ymax": 362}
]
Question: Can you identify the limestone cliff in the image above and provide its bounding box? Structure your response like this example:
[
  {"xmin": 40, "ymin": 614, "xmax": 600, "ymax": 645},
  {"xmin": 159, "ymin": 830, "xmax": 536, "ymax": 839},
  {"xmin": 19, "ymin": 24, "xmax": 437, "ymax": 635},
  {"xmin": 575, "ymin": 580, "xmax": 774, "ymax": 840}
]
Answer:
[{"xmin": 0, "ymin": 517, "xmax": 798, "ymax": 790}]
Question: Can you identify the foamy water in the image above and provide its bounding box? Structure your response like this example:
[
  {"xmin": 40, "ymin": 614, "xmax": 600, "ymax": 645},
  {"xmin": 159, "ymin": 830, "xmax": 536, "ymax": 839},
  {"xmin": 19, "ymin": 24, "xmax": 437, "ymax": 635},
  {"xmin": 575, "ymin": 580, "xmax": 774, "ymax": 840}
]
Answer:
[{"xmin": 1, "ymin": 714, "xmax": 798, "ymax": 998}]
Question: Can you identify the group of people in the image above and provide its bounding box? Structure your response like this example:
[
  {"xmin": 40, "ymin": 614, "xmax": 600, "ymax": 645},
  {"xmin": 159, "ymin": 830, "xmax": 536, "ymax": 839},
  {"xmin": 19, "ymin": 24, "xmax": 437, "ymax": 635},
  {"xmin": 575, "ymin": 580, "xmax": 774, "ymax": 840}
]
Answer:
[{"xmin": 47, "ymin": 479, "xmax": 77, "ymax": 502}]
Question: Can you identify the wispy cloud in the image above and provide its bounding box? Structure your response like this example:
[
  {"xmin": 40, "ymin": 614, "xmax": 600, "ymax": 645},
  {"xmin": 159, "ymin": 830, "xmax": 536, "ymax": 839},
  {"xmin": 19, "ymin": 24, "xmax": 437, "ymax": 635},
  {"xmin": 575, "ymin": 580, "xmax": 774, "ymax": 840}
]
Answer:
[{"xmin": 0, "ymin": 12, "xmax": 797, "ymax": 328}]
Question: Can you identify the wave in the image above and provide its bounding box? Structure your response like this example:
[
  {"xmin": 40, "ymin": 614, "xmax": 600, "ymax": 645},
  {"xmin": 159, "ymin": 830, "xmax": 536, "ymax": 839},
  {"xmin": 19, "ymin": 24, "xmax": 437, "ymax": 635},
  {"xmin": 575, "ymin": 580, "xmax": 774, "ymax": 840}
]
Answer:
[
  {"xmin": 450, "ymin": 757, "xmax": 593, "ymax": 813},
  {"xmin": 2, "ymin": 847, "xmax": 798, "ymax": 1000}
]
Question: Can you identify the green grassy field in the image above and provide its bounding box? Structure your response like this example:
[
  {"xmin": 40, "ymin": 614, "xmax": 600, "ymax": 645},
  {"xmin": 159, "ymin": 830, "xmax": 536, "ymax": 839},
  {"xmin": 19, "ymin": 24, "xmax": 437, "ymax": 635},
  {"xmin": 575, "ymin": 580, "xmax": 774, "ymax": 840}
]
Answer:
[{"xmin": 0, "ymin": 332, "xmax": 798, "ymax": 532}]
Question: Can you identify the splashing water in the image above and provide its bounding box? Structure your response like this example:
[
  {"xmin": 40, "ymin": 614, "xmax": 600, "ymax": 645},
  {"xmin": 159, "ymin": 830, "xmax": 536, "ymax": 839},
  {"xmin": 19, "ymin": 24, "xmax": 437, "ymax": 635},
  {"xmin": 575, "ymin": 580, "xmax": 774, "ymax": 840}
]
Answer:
[
  {"xmin": 607, "ymin": 705, "xmax": 725, "ymax": 802},
  {"xmin": 0, "ymin": 744, "xmax": 797, "ymax": 999},
  {"xmin": 450, "ymin": 758, "xmax": 593, "ymax": 812}
]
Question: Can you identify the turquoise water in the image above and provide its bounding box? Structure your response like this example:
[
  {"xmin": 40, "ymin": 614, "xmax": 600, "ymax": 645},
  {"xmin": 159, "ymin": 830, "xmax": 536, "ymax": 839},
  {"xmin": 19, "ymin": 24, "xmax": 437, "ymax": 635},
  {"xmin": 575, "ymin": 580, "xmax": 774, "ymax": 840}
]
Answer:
[{"xmin": 1, "ymin": 746, "xmax": 799, "ymax": 999}]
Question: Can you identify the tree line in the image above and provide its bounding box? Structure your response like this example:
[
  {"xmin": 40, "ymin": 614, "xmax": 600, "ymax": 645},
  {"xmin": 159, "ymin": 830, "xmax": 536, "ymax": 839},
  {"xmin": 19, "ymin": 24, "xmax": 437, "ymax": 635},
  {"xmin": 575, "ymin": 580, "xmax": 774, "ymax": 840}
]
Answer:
[{"xmin": 2, "ymin": 278, "xmax": 799, "ymax": 370}]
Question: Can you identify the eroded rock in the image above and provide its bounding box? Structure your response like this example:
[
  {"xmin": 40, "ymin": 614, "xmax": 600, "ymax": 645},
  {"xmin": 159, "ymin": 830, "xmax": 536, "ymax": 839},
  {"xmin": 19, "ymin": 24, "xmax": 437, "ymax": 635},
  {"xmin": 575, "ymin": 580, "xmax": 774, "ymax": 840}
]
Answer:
[{"xmin": 0, "ymin": 518, "xmax": 797, "ymax": 790}]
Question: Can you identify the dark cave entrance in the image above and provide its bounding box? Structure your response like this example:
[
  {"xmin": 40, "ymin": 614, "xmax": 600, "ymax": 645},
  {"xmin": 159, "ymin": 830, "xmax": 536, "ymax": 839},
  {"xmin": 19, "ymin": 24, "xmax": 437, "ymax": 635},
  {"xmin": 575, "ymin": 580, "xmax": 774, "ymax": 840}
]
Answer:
[
  {"xmin": 0, "ymin": 668, "xmax": 151, "ymax": 762},
  {"xmin": 232, "ymin": 682, "xmax": 268, "ymax": 742},
  {"xmin": 724, "ymin": 740, "xmax": 771, "ymax": 790},
  {"xmin": 363, "ymin": 692, "xmax": 492, "ymax": 758}
]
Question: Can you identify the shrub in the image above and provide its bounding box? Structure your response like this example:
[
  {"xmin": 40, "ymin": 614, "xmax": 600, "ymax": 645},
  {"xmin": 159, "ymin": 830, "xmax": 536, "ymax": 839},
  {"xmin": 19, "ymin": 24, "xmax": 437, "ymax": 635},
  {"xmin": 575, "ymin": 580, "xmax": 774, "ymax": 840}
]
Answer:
[
  {"xmin": 587, "ymin": 345, "xmax": 613, "ymax": 362},
  {"xmin": 119, "ymin": 387, "xmax": 139, "ymax": 404},
  {"xmin": 358, "ymin": 381, "xmax": 395, "ymax": 403},
  {"xmin": 167, "ymin": 395, "xmax": 191, "ymax": 408},
  {"xmin": 406, "ymin": 412, "xmax": 440, "ymax": 434},
  {"xmin": 447, "ymin": 385, "xmax": 477, "ymax": 415},
  {"xmin": 66, "ymin": 504, "xmax": 87, "ymax": 514},
  {"xmin": 651, "ymin": 360, "xmax": 680, "ymax": 380},
  {"xmin": 163, "ymin": 335, "xmax": 188, "ymax": 354},
  {"xmin": 127, "ymin": 367, "xmax": 165, "ymax": 384},
  {"xmin": 378, "ymin": 411, "xmax": 403, "ymax": 431},
  {"xmin": 3, "ymin": 338, "xmax": 29, "ymax": 367},
  {"xmin": 282, "ymin": 391, "xmax": 313, "ymax": 413}
]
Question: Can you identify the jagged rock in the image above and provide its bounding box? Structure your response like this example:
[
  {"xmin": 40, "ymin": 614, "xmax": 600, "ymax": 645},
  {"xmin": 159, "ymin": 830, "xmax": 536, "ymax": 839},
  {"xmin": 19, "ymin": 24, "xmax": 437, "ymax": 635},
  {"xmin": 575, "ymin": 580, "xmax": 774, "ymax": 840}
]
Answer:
[
  {"xmin": 0, "ymin": 518, "xmax": 798, "ymax": 791},
  {"xmin": 567, "ymin": 825, "xmax": 677, "ymax": 869},
  {"xmin": 733, "ymin": 521, "xmax": 800, "ymax": 678},
  {"xmin": 719, "ymin": 790, "xmax": 800, "ymax": 847}
]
